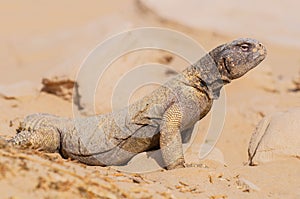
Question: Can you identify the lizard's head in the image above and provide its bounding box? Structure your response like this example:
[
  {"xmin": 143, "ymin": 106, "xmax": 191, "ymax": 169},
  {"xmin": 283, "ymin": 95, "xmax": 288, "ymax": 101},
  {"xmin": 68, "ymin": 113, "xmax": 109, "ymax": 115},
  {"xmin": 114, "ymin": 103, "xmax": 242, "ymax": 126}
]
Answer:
[{"xmin": 209, "ymin": 38, "xmax": 267, "ymax": 83}]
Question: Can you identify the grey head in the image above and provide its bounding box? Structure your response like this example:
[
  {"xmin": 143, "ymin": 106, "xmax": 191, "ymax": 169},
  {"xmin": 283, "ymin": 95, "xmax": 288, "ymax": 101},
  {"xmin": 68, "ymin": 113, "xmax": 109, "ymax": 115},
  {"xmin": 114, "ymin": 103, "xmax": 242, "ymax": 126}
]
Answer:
[{"xmin": 209, "ymin": 38, "xmax": 267, "ymax": 83}]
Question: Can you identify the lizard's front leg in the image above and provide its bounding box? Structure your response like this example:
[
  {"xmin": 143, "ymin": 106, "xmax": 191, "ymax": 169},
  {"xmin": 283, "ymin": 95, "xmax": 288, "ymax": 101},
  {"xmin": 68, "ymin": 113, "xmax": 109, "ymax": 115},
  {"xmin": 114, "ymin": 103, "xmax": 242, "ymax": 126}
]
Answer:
[
  {"xmin": 160, "ymin": 103, "xmax": 185, "ymax": 170},
  {"xmin": 8, "ymin": 113, "xmax": 62, "ymax": 153}
]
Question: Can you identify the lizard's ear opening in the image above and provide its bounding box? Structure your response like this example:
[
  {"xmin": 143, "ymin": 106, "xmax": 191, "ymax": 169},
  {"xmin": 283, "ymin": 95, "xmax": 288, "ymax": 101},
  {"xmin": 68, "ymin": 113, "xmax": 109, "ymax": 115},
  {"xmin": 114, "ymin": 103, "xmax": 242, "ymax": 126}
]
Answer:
[
  {"xmin": 208, "ymin": 44, "xmax": 232, "ymax": 83},
  {"xmin": 218, "ymin": 57, "xmax": 232, "ymax": 84}
]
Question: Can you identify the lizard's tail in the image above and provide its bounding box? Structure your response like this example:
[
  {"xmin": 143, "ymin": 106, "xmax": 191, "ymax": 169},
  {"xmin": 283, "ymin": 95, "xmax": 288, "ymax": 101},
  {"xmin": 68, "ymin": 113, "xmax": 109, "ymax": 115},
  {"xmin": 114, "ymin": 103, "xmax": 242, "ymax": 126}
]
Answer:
[{"xmin": 8, "ymin": 127, "xmax": 61, "ymax": 153}]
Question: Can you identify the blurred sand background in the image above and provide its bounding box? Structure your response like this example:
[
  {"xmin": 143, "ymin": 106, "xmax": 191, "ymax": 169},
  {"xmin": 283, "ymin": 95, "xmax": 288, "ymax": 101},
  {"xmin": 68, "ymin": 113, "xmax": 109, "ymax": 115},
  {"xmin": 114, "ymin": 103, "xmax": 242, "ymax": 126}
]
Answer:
[{"xmin": 0, "ymin": 0, "xmax": 299, "ymax": 198}]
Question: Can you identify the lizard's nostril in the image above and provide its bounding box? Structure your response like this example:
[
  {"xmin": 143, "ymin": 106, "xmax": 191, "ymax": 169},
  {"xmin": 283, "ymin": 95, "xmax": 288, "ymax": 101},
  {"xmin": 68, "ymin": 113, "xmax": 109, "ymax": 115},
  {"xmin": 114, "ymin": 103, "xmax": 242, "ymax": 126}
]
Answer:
[{"xmin": 257, "ymin": 43, "xmax": 266, "ymax": 55}]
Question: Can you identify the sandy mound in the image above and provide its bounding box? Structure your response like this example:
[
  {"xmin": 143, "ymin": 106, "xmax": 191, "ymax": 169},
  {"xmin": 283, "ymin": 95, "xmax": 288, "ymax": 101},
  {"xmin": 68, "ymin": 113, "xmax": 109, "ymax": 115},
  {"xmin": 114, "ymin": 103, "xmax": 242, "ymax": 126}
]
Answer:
[{"xmin": 248, "ymin": 108, "xmax": 300, "ymax": 165}]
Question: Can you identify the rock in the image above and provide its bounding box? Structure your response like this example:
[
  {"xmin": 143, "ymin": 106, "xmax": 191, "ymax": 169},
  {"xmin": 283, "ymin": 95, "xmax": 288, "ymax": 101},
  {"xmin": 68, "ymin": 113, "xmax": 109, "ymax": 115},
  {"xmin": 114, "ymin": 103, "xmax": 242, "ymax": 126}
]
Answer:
[
  {"xmin": 41, "ymin": 76, "xmax": 76, "ymax": 102},
  {"xmin": 248, "ymin": 108, "xmax": 300, "ymax": 165}
]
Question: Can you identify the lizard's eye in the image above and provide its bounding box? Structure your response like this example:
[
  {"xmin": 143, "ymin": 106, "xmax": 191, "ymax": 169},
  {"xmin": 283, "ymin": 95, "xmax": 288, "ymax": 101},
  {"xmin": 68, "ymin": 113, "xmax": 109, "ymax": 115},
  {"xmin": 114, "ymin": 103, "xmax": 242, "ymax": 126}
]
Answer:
[{"xmin": 240, "ymin": 43, "xmax": 250, "ymax": 52}]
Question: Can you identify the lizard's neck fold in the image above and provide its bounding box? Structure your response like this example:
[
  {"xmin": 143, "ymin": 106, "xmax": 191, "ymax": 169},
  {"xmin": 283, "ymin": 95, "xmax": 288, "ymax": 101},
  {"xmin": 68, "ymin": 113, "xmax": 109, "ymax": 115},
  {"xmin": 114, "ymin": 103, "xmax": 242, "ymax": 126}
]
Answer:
[{"xmin": 183, "ymin": 54, "xmax": 225, "ymax": 99}]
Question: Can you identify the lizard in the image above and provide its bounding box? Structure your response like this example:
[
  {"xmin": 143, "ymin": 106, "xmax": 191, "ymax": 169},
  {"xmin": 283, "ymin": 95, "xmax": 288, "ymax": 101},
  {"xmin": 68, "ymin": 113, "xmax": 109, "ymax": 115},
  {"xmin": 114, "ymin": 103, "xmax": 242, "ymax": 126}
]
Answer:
[{"xmin": 7, "ymin": 38, "xmax": 267, "ymax": 170}]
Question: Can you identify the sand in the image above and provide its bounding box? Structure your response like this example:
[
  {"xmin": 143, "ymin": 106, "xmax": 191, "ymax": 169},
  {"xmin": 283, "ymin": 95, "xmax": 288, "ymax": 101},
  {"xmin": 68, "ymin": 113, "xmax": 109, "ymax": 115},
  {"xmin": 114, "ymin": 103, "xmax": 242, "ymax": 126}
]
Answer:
[{"xmin": 0, "ymin": 0, "xmax": 300, "ymax": 198}]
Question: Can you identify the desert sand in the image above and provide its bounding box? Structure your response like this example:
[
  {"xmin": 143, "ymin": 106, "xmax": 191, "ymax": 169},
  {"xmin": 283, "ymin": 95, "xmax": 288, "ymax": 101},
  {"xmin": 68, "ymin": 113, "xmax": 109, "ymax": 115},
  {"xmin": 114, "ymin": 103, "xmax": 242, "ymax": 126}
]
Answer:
[{"xmin": 0, "ymin": 0, "xmax": 300, "ymax": 198}]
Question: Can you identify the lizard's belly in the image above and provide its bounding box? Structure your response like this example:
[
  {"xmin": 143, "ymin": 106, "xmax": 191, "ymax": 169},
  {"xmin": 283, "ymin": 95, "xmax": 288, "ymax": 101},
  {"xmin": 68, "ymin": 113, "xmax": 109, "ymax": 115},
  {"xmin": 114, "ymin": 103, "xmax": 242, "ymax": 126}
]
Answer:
[{"xmin": 62, "ymin": 114, "xmax": 160, "ymax": 166}]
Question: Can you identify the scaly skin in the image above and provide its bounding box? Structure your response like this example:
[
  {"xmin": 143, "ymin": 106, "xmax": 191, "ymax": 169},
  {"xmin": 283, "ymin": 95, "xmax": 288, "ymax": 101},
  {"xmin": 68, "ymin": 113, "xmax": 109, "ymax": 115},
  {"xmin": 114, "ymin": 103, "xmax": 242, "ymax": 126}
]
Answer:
[{"xmin": 7, "ymin": 38, "xmax": 267, "ymax": 170}]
